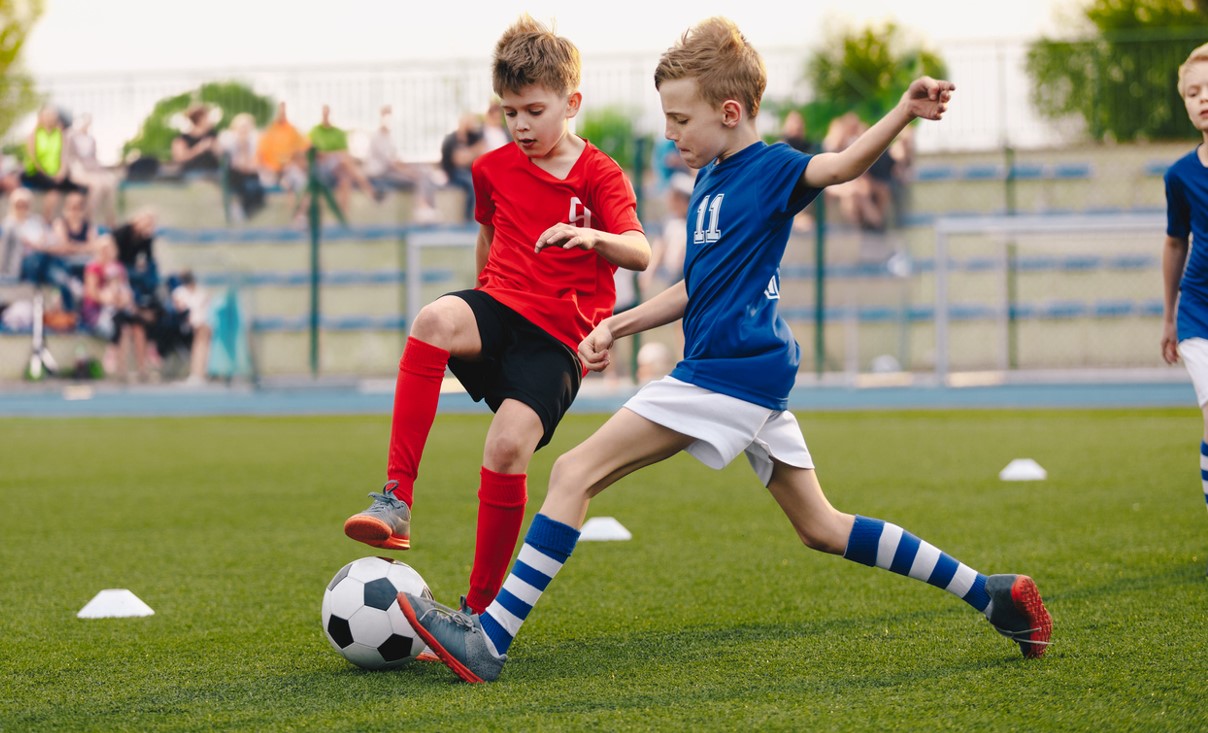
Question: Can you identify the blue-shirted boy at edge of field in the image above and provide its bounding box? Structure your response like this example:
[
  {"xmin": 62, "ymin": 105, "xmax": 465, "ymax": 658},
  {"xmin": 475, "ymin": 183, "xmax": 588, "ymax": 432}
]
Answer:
[
  {"xmin": 1162, "ymin": 43, "xmax": 1208, "ymax": 547},
  {"xmin": 399, "ymin": 16, "xmax": 1053, "ymax": 683}
]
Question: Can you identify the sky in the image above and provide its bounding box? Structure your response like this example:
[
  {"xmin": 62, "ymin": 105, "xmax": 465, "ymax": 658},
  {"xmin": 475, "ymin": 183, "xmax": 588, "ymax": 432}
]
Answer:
[{"xmin": 22, "ymin": 0, "xmax": 1079, "ymax": 76}]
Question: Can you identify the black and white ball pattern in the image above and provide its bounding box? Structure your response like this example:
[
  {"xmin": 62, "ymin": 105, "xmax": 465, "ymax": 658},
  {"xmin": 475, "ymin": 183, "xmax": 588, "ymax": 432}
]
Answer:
[{"xmin": 321, "ymin": 556, "xmax": 434, "ymax": 669}]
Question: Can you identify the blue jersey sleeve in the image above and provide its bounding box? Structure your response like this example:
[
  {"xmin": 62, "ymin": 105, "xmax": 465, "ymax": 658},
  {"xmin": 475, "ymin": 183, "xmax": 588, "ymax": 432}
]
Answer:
[{"xmin": 1166, "ymin": 166, "xmax": 1191, "ymax": 239}]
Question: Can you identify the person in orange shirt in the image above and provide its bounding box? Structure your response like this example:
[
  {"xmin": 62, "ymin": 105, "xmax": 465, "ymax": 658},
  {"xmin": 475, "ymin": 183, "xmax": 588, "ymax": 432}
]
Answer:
[{"xmin": 256, "ymin": 101, "xmax": 310, "ymax": 221}]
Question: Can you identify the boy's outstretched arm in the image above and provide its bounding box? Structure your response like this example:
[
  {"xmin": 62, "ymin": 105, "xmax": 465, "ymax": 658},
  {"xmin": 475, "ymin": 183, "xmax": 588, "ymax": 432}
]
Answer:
[
  {"xmin": 535, "ymin": 225, "xmax": 651, "ymax": 272},
  {"xmin": 804, "ymin": 77, "xmax": 954, "ymax": 189},
  {"xmin": 579, "ymin": 280, "xmax": 687, "ymax": 372},
  {"xmin": 1162, "ymin": 234, "xmax": 1190, "ymax": 364}
]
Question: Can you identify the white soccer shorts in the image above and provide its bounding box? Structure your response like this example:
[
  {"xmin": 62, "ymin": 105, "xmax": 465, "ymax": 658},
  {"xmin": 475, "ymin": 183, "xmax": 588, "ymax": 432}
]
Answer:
[
  {"xmin": 1178, "ymin": 337, "xmax": 1208, "ymax": 407},
  {"xmin": 623, "ymin": 376, "xmax": 814, "ymax": 486}
]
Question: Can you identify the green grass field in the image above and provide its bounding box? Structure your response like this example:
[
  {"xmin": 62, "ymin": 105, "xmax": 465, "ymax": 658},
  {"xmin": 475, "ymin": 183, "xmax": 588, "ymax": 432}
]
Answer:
[{"xmin": 2, "ymin": 408, "xmax": 1206, "ymax": 732}]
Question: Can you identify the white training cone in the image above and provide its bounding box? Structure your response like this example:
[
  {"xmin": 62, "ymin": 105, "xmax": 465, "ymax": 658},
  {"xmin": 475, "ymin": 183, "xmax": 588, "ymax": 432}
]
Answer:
[
  {"xmin": 579, "ymin": 516, "xmax": 632, "ymax": 541},
  {"xmin": 999, "ymin": 458, "xmax": 1047, "ymax": 481},
  {"xmin": 77, "ymin": 589, "xmax": 155, "ymax": 619}
]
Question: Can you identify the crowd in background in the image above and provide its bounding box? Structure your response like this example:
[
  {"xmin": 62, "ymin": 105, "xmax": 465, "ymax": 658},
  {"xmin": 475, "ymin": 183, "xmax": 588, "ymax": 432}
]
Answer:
[
  {"xmin": 0, "ymin": 96, "xmax": 519, "ymax": 381},
  {"xmin": 0, "ymin": 96, "xmax": 913, "ymax": 385}
]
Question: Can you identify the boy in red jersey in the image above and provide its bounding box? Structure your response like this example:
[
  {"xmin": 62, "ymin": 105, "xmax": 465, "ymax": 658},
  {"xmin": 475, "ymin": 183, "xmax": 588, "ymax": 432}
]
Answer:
[{"xmin": 344, "ymin": 14, "xmax": 650, "ymax": 616}]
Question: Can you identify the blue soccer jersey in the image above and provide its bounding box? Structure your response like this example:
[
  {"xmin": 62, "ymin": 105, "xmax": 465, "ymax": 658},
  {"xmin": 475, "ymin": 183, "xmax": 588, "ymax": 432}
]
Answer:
[
  {"xmin": 1166, "ymin": 148, "xmax": 1208, "ymax": 342},
  {"xmin": 669, "ymin": 141, "xmax": 820, "ymax": 410}
]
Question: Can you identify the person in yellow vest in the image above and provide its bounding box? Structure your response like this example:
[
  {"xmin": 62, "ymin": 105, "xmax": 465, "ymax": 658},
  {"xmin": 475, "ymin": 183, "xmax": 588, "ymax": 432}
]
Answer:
[{"xmin": 20, "ymin": 105, "xmax": 86, "ymax": 223}]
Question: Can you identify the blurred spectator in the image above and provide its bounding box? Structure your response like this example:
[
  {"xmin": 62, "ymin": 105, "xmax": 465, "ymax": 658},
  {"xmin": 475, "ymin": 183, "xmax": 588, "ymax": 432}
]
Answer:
[
  {"xmin": 779, "ymin": 109, "xmax": 819, "ymax": 232},
  {"xmin": 1, "ymin": 153, "xmax": 20, "ymax": 196},
  {"xmin": 2, "ymin": 187, "xmax": 79, "ymax": 312},
  {"xmin": 308, "ymin": 104, "xmax": 375, "ymax": 214},
  {"xmin": 482, "ymin": 99, "xmax": 510, "ymax": 151},
  {"xmin": 439, "ymin": 111, "xmax": 485, "ymax": 222},
  {"xmin": 865, "ymin": 148, "xmax": 895, "ymax": 231},
  {"xmin": 112, "ymin": 208, "xmax": 159, "ymax": 310},
  {"xmin": 779, "ymin": 109, "xmax": 818, "ymax": 155},
  {"xmin": 171, "ymin": 102, "xmax": 222, "ymax": 176},
  {"xmin": 823, "ymin": 112, "xmax": 889, "ymax": 232},
  {"xmin": 364, "ymin": 105, "xmax": 439, "ymax": 221},
  {"xmin": 20, "ymin": 104, "xmax": 84, "ymax": 222},
  {"xmin": 888, "ymin": 124, "xmax": 916, "ymax": 227},
  {"xmin": 220, "ymin": 112, "xmax": 266, "ymax": 221},
  {"xmin": 651, "ymin": 136, "xmax": 691, "ymax": 195},
  {"xmin": 257, "ymin": 101, "xmax": 311, "ymax": 222},
  {"xmin": 82, "ymin": 234, "xmax": 147, "ymax": 381},
  {"xmin": 636, "ymin": 340, "xmax": 676, "ymax": 384},
  {"xmin": 171, "ymin": 269, "xmax": 213, "ymax": 386},
  {"xmin": 640, "ymin": 171, "xmax": 691, "ymax": 300},
  {"xmin": 51, "ymin": 189, "xmax": 102, "ymax": 278},
  {"xmin": 65, "ymin": 112, "xmax": 119, "ymax": 229}
]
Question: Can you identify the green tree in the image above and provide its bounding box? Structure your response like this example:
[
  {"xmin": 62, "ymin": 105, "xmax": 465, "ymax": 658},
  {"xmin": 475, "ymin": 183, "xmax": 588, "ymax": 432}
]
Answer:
[
  {"xmin": 579, "ymin": 105, "xmax": 641, "ymax": 171},
  {"xmin": 0, "ymin": 0, "xmax": 44, "ymax": 143},
  {"xmin": 1026, "ymin": 0, "xmax": 1208, "ymax": 142},
  {"xmin": 799, "ymin": 20, "xmax": 947, "ymax": 138},
  {"xmin": 124, "ymin": 81, "xmax": 275, "ymax": 161}
]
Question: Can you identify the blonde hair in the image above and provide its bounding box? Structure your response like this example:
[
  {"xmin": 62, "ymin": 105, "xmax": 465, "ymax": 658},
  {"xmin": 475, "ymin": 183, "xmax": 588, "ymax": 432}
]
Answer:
[
  {"xmin": 492, "ymin": 14, "xmax": 581, "ymax": 97},
  {"xmin": 1178, "ymin": 42, "xmax": 1208, "ymax": 95},
  {"xmin": 654, "ymin": 17, "xmax": 766, "ymax": 117}
]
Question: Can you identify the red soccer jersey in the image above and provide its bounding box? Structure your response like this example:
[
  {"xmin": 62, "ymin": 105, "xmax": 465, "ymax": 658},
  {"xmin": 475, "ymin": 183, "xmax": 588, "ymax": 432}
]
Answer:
[{"xmin": 471, "ymin": 139, "xmax": 643, "ymax": 354}]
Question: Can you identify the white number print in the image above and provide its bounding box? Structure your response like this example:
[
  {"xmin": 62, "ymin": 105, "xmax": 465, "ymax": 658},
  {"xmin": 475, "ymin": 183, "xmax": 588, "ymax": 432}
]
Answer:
[
  {"xmin": 568, "ymin": 196, "xmax": 592, "ymax": 228},
  {"xmin": 692, "ymin": 194, "xmax": 723, "ymax": 244}
]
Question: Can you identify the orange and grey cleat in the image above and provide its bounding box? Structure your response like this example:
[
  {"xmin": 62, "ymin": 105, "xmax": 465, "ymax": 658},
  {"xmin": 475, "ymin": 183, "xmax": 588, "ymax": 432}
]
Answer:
[
  {"xmin": 343, "ymin": 480, "xmax": 411, "ymax": 550},
  {"xmin": 985, "ymin": 574, "xmax": 1052, "ymax": 658}
]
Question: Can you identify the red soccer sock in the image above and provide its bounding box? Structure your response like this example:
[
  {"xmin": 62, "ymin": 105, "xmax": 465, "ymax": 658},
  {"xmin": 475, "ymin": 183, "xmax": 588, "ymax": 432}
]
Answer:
[
  {"xmin": 385, "ymin": 337, "xmax": 450, "ymax": 508},
  {"xmin": 464, "ymin": 467, "xmax": 528, "ymax": 614}
]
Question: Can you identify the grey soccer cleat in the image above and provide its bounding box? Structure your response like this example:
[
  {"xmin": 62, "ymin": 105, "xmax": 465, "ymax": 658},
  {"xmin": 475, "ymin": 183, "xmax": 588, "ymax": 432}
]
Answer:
[
  {"xmin": 343, "ymin": 480, "xmax": 411, "ymax": 550},
  {"xmin": 985, "ymin": 574, "xmax": 1052, "ymax": 658},
  {"xmin": 416, "ymin": 599, "xmax": 475, "ymax": 662},
  {"xmin": 397, "ymin": 592, "xmax": 507, "ymax": 683}
]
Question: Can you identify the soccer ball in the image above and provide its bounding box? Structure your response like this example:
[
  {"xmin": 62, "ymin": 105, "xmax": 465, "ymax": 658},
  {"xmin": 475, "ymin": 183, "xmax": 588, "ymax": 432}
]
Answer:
[{"xmin": 321, "ymin": 556, "xmax": 434, "ymax": 669}]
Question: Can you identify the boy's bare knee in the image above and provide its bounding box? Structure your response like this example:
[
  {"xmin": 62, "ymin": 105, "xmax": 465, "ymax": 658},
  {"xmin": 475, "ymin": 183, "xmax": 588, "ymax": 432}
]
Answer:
[
  {"xmin": 409, "ymin": 300, "xmax": 458, "ymax": 343},
  {"xmin": 548, "ymin": 453, "xmax": 588, "ymax": 497},
  {"xmin": 483, "ymin": 432, "xmax": 535, "ymax": 473}
]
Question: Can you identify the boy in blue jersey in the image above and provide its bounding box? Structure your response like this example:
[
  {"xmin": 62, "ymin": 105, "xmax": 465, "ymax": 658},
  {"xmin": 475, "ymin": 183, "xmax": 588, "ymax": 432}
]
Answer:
[
  {"xmin": 1162, "ymin": 41, "xmax": 1208, "ymax": 527},
  {"xmin": 399, "ymin": 17, "xmax": 1053, "ymax": 683}
]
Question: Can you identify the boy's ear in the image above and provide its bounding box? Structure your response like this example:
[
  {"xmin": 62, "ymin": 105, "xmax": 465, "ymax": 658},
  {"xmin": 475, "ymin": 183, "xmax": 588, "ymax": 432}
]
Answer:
[
  {"xmin": 566, "ymin": 91, "xmax": 583, "ymax": 119},
  {"xmin": 721, "ymin": 99, "xmax": 743, "ymax": 128}
]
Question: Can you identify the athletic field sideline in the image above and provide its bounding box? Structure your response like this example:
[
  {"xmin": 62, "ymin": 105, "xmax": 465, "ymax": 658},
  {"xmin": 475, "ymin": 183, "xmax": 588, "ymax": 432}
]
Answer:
[
  {"xmin": 1, "ymin": 408, "xmax": 1203, "ymax": 732},
  {"xmin": 0, "ymin": 373, "xmax": 1195, "ymax": 417}
]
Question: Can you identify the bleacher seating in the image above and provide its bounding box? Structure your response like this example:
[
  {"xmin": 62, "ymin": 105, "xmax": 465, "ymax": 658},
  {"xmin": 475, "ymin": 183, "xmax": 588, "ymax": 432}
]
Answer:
[{"xmin": 0, "ymin": 140, "xmax": 1187, "ymax": 378}]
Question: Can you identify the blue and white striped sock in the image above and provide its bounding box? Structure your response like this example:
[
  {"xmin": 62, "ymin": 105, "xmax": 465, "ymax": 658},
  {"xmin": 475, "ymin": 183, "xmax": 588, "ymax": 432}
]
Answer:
[
  {"xmin": 1200, "ymin": 441, "xmax": 1208, "ymax": 513},
  {"xmin": 843, "ymin": 515, "xmax": 991, "ymax": 613},
  {"xmin": 479, "ymin": 513, "xmax": 579, "ymax": 657}
]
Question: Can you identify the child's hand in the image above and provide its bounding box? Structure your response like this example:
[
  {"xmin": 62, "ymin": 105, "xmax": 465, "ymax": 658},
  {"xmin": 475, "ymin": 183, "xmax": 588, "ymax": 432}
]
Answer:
[
  {"xmin": 1162, "ymin": 321, "xmax": 1180, "ymax": 365},
  {"xmin": 578, "ymin": 323, "xmax": 615, "ymax": 372},
  {"xmin": 536, "ymin": 223, "xmax": 598, "ymax": 253},
  {"xmin": 902, "ymin": 77, "xmax": 955, "ymax": 121}
]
